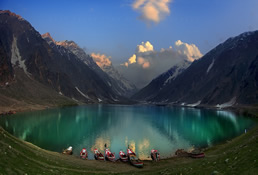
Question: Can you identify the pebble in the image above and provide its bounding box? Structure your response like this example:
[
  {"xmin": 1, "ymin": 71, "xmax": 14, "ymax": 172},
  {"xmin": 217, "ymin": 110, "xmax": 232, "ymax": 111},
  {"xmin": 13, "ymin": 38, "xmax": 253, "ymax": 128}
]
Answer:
[
  {"xmin": 225, "ymin": 158, "xmax": 229, "ymax": 163},
  {"xmin": 8, "ymin": 145, "xmax": 12, "ymax": 149}
]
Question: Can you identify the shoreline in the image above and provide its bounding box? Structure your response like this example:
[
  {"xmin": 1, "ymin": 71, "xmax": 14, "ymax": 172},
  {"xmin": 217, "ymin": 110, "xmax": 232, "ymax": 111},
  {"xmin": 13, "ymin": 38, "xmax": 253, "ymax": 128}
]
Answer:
[
  {"xmin": 2, "ymin": 101, "xmax": 258, "ymax": 117},
  {"xmin": 1, "ymin": 123, "xmax": 258, "ymax": 174},
  {"xmin": 0, "ymin": 103, "xmax": 257, "ymax": 161},
  {"xmin": 1, "ymin": 123, "xmax": 257, "ymax": 160},
  {"xmin": 1, "ymin": 105, "xmax": 258, "ymax": 174}
]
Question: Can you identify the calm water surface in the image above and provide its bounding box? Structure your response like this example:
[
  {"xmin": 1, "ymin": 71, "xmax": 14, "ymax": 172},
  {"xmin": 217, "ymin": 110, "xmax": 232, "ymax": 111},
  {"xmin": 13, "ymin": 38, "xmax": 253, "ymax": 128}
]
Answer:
[{"xmin": 0, "ymin": 105, "xmax": 255, "ymax": 159}]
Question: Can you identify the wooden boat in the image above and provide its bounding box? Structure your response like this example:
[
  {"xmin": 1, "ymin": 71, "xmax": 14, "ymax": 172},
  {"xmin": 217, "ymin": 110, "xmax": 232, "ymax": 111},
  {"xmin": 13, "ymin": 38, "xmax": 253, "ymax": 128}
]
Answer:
[
  {"xmin": 175, "ymin": 148, "xmax": 205, "ymax": 158},
  {"xmin": 62, "ymin": 146, "xmax": 73, "ymax": 155},
  {"xmin": 175, "ymin": 149, "xmax": 189, "ymax": 157},
  {"xmin": 94, "ymin": 148, "xmax": 104, "ymax": 160},
  {"xmin": 151, "ymin": 149, "xmax": 160, "ymax": 161},
  {"xmin": 127, "ymin": 148, "xmax": 143, "ymax": 168},
  {"xmin": 105, "ymin": 148, "xmax": 115, "ymax": 161},
  {"xmin": 188, "ymin": 148, "xmax": 205, "ymax": 158},
  {"xmin": 189, "ymin": 152, "xmax": 205, "ymax": 158},
  {"xmin": 80, "ymin": 148, "xmax": 88, "ymax": 159},
  {"xmin": 119, "ymin": 150, "xmax": 128, "ymax": 162}
]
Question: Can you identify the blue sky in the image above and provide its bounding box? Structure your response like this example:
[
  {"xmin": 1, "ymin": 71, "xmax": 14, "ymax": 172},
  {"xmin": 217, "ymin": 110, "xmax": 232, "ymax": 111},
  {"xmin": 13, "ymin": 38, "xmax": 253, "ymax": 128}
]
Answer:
[{"xmin": 1, "ymin": 0, "xmax": 258, "ymax": 65}]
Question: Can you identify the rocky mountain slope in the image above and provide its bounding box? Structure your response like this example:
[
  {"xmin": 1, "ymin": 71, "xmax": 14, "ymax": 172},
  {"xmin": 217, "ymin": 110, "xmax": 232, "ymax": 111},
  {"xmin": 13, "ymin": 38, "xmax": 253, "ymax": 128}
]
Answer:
[
  {"xmin": 0, "ymin": 10, "xmax": 124, "ymax": 104},
  {"xmin": 100, "ymin": 64, "xmax": 137, "ymax": 97},
  {"xmin": 133, "ymin": 31, "xmax": 258, "ymax": 107},
  {"xmin": 42, "ymin": 35, "xmax": 137, "ymax": 97},
  {"xmin": 132, "ymin": 60, "xmax": 190, "ymax": 101}
]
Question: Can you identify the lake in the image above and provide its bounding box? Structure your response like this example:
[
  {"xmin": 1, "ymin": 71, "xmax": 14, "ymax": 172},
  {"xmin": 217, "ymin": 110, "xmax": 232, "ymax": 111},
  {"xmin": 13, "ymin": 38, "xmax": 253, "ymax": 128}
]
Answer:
[{"xmin": 0, "ymin": 105, "xmax": 255, "ymax": 160}]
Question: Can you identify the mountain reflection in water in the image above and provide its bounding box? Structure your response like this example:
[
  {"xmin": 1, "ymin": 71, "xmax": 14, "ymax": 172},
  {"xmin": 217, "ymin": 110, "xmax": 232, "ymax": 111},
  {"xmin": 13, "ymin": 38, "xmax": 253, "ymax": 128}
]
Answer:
[{"xmin": 0, "ymin": 105, "xmax": 254, "ymax": 159}]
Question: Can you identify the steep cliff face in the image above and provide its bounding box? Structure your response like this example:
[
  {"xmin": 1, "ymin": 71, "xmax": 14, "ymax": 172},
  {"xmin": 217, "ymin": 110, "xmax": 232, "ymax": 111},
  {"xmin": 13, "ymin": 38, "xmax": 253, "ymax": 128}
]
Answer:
[
  {"xmin": 0, "ymin": 10, "xmax": 123, "ymax": 103},
  {"xmin": 133, "ymin": 31, "xmax": 258, "ymax": 106}
]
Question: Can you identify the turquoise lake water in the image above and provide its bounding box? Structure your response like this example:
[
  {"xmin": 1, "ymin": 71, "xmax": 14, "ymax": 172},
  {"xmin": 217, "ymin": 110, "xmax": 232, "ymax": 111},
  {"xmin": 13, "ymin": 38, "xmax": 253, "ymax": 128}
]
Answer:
[{"xmin": 0, "ymin": 105, "xmax": 254, "ymax": 159}]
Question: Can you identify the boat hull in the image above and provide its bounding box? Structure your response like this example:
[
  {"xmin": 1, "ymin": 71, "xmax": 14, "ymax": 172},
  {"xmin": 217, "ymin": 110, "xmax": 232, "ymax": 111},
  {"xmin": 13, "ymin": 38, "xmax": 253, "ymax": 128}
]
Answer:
[{"xmin": 189, "ymin": 152, "xmax": 205, "ymax": 158}]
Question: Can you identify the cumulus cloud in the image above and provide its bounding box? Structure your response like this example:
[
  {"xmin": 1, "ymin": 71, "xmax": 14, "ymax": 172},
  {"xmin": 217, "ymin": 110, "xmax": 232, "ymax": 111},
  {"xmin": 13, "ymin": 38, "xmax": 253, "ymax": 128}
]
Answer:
[
  {"xmin": 174, "ymin": 40, "xmax": 203, "ymax": 62},
  {"xmin": 136, "ymin": 41, "xmax": 154, "ymax": 52},
  {"xmin": 132, "ymin": 0, "xmax": 172, "ymax": 24},
  {"xmin": 118, "ymin": 40, "xmax": 202, "ymax": 88},
  {"xmin": 91, "ymin": 53, "xmax": 111, "ymax": 68}
]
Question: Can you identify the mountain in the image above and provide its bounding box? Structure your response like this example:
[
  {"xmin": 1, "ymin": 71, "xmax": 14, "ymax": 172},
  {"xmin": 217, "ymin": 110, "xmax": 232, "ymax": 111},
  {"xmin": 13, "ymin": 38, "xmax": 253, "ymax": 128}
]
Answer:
[
  {"xmin": 0, "ymin": 10, "xmax": 124, "ymax": 105},
  {"xmin": 133, "ymin": 31, "xmax": 258, "ymax": 107},
  {"xmin": 132, "ymin": 60, "xmax": 190, "ymax": 101},
  {"xmin": 99, "ymin": 64, "xmax": 137, "ymax": 97},
  {"xmin": 43, "ymin": 36, "xmax": 137, "ymax": 97}
]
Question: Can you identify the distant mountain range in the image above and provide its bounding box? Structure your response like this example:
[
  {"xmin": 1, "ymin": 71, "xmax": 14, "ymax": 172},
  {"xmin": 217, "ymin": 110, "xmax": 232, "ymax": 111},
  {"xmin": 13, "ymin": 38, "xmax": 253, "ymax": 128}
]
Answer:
[
  {"xmin": 0, "ymin": 10, "xmax": 134, "ymax": 106},
  {"xmin": 133, "ymin": 31, "xmax": 258, "ymax": 107},
  {"xmin": 1, "ymin": 10, "xmax": 258, "ymax": 108}
]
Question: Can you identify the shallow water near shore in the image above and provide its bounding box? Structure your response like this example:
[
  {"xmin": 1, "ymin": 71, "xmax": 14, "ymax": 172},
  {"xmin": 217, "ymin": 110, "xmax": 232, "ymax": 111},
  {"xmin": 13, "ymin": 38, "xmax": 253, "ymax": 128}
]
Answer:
[{"xmin": 0, "ymin": 104, "xmax": 255, "ymax": 160}]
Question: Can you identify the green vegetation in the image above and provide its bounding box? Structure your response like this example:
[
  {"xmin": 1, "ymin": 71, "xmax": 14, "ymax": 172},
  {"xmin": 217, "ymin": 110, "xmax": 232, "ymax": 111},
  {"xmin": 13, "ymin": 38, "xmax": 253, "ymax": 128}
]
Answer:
[
  {"xmin": 0, "ymin": 118, "xmax": 258, "ymax": 174},
  {"xmin": 0, "ymin": 69, "xmax": 78, "ymax": 114}
]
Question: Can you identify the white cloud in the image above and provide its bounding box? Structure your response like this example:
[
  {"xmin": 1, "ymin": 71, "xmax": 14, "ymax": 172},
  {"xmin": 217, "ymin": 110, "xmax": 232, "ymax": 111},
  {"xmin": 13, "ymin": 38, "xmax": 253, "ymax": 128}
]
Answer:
[
  {"xmin": 118, "ymin": 40, "xmax": 202, "ymax": 88},
  {"xmin": 132, "ymin": 0, "xmax": 172, "ymax": 24},
  {"xmin": 174, "ymin": 40, "xmax": 203, "ymax": 62},
  {"xmin": 136, "ymin": 41, "xmax": 154, "ymax": 52},
  {"xmin": 129, "ymin": 54, "xmax": 137, "ymax": 64},
  {"xmin": 91, "ymin": 53, "xmax": 111, "ymax": 68}
]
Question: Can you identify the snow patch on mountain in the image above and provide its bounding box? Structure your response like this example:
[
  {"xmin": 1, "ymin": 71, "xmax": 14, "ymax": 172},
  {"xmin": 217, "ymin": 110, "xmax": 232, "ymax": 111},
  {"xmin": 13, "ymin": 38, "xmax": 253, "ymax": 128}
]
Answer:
[
  {"xmin": 187, "ymin": 100, "xmax": 201, "ymax": 107},
  {"xmin": 75, "ymin": 87, "xmax": 89, "ymax": 99},
  {"xmin": 216, "ymin": 97, "xmax": 236, "ymax": 109},
  {"xmin": 206, "ymin": 59, "xmax": 214, "ymax": 74},
  {"xmin": 11, "ymin": 36, "xmax": 30, "ymax": 76},
  {"xmin": 163, "ymin": 61, "xmax": 190, "ymax": 85}
]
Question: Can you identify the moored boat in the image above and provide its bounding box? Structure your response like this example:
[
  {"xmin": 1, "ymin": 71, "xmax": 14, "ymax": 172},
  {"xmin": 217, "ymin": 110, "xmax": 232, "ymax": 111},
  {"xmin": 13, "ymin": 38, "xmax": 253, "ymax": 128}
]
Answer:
[
  {"xmin": 127, "ymin": 148, "xmax": 143, "ymax": 168},
  {"xmin": 105, "ymin": 148, "xmax": 116, "ymax": 161},
  {"xmin": 80, "ymin": 148, "xmax": 88, "ymax": 159},
  {"xmin": 188, "ymin": 148, "xmax": 205, "ymax": 158},
  {"xmin": 151, "ymin": 149, "xmax": 160, "ymax": 161},
  {"xmin": 62, "ymin": 146, "xmax": 73, "ymax": 155},
  {"xmin": 119, "ymin": 150, "xmax": 128, "ymax": 162},
  {"xmin": 94, "ymin": 148, "xmax": 105, "ymax": 160},
  {"xmin": 189, "ymin": 152, "xmax": 205, "ymax": 158}
]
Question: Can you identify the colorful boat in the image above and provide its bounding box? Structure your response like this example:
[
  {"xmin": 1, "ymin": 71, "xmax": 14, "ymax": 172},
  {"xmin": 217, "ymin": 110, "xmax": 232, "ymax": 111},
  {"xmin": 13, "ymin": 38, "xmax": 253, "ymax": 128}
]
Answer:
[
  {"xmin": 62, "ymin": 146, "xmax": 73, "ymax": 155},
  {"xmin": 80, "ymin": 148, "xmax": 88, "ymax": 159},
  {"xmin": 127, "ymin": 148, "xmax": 143, "ymax": 168},
  {"xmin": 119, "ymin": 150, "xmax": 128, "ymax": 162},
  {"xmin": 94, "ymin": 148, "xmax": 104, "ymax": 160},
  {"xmin": 151, "ymin": 149, "xmax": 160, "ymax": 161},
  {"xmin": 105, "ymin": 148, "xmax": 116, "ymax": 161}
]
